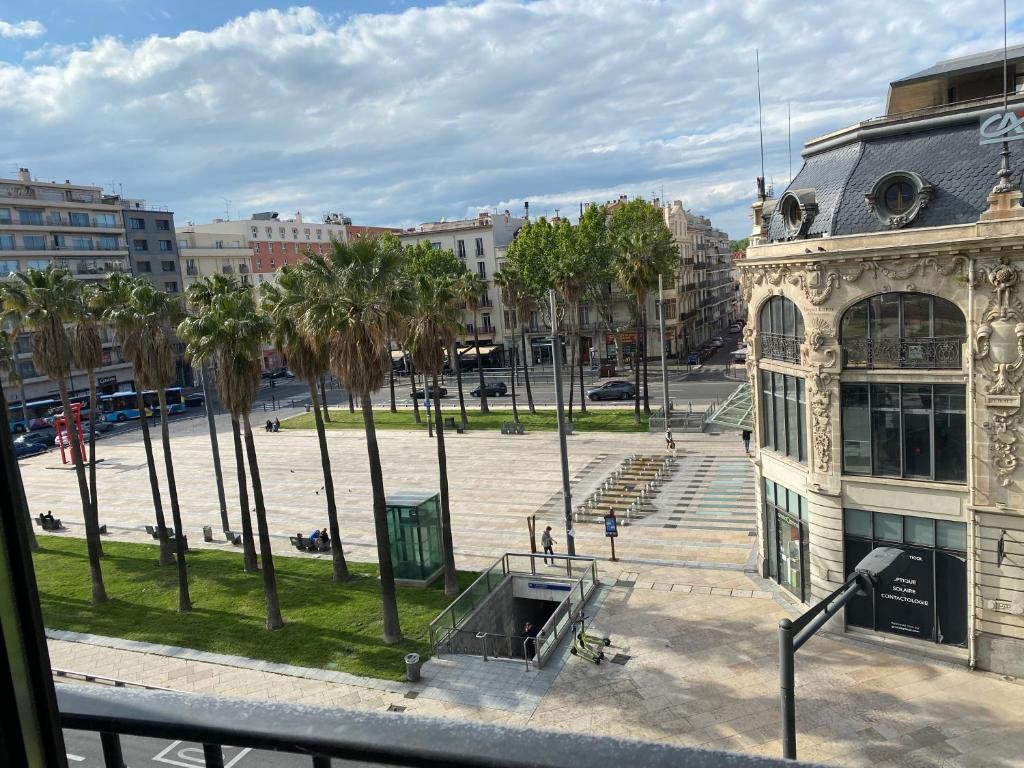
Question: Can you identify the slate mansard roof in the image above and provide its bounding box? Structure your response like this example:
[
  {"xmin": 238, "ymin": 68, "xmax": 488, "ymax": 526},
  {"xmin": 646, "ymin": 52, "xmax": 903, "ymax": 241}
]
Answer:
[{"xmin": 765, "ymin": 107, "xmax": 1013, "ymax": 242}]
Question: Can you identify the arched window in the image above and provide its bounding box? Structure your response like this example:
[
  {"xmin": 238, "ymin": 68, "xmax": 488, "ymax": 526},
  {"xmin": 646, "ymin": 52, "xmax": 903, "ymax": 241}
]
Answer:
[
  {"xmin": 840, "ymin": 293, "xmax": 965, "ymax": 369},
  {"xmin": 758, "ymin": 296, "xmax": 804, "ymax": 364}
]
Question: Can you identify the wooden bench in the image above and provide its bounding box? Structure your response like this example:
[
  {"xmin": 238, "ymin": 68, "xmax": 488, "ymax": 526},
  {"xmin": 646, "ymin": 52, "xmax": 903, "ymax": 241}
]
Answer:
[
  {"xmin": 500, "ymin": 422, "xmax": 525, "ymax": 435},
  {"xmin": 35, "ymin": 515, "xmax": 63, "ymax": 531},
  {"xmin": 144, "ymin": 525, "xmax": 189, "ymax": 551}
]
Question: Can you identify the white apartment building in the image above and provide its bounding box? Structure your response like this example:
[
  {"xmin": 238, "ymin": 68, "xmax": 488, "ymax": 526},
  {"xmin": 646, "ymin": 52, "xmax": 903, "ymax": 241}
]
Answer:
[{"xmin": 0, "ymin": 169, "xmax": 134, "ymax": 403}]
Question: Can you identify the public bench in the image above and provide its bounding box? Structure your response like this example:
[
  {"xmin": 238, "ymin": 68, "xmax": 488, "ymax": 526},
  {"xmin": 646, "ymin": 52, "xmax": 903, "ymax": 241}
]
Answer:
[
  {"xmin": 35, "ymin": 514, "xmax": 64, "ymax": 531},
  {"xmin": 291, "ymin": 535, "xmax": 330, "ymax": 553},
  {"xmin": 144, "ymin": 525, "xmax": 189, "ymax": 551},
  {"xmin": 500, "ymin": 422, "xmax": 525, "ymax": 435}
]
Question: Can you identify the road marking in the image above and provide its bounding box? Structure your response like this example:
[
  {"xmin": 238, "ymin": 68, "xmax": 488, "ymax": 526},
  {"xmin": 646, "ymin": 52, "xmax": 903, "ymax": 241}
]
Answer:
[
  {"xmin": 154, "ymin": 740, "xmax": 252, "ymax": 767},
  {"xmin": 66, "ymin": 754, "xmax": 85, "ymax": 762}
]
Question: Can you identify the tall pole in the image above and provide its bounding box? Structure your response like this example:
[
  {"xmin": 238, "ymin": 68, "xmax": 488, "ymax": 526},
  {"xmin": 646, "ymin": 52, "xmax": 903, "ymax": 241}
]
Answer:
[
  {"xmin": 779, "ymin": 618, "xmax": 796, "ymax": 759},
  {"xmin": 199, "ymin": 364, "xmax": 229, "ymax": 532},
  {"xmin": 658, "ymin": 274, "xmax": 670, "ymax": 419},
  {"xmin": 549, "ymin": 289, "xmax": 575, "ymax": 556}
]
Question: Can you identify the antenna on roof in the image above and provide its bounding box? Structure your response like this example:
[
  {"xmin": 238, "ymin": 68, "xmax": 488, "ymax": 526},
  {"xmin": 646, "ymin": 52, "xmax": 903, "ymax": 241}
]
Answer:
[
  {"xmin": 1004, "ymin": 0, "xmax": 1009, "ymax": 112},
  {"xmin": 756, "ymin": 49, "xmax": 766, "ymax": 191},
  {"xmin": 994, "ymin": 0, "xmax": 1018, "ymax": 192},
  {"xmin": 788, "ymin": 102, "xmax": 792, "ymax": 182}
]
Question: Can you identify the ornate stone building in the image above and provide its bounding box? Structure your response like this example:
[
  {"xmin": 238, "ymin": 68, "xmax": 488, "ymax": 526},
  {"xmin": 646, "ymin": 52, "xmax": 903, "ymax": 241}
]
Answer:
[{"xmin": 738, "ymin": 46, "xmax": 1024, "ymax": 676}]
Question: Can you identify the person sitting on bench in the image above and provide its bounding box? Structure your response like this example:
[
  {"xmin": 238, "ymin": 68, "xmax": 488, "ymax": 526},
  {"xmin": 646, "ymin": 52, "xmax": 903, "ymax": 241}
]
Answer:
[
  {"xmin": 309, "ymin": 529, "xmax": 320, "ymax": 542},
  {"xmin": 43, "ymin": 510, "xmax": 55, "ymax": 525},
  {"xmin": 319, "ymin": 528, "xmax": 330, "ymax": 546}
]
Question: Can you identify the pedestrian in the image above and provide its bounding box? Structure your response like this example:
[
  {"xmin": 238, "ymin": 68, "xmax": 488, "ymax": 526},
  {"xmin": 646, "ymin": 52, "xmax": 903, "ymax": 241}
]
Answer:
[
  {"xmin": 523, "ymin": 621, "xmax": 540, "ymax": 659},
  {"xmin": 541, "ymin": 526, "xmax": 556, "ymax": 565},
  {"xmin": 665, "ymin": 427, "xmax": 675, "ymax": 450},
  {"xmin": 742, "ymin": 428, "xmax": 751, "ymax": 454},
  {"xmin": 265, "ymin": 419, "xmax": 273, "ymax": 432},
  {"xmin": 273, "ymin": 417, "xmax": 280, "ymax": 432}
]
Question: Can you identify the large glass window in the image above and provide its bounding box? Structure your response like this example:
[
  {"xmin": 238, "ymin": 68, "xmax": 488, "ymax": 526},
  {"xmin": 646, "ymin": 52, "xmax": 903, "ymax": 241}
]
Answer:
[
  {"xmin": 18, "ymin": 209, "xmax": 43, "ymax": 225},
  {"xmin": 841, "ymin": 383, "xmax": 966, "ymax": 482},
  {"xmin": 765, "ymin": 479, "xmax": 810, "ymax": 602},
  {"xmin": 760, "ymin": 371, "xmax": 806, "ymax": 463},
  {"xmin": 843, "ymin": 509, "xmax": 967, "ymax": 646},
  {"xmin": 758, "ymin": 296, "xmax": 804, "ymax": 363},
  {"xmin": 841, "ymin": 293, "xmax": 965, "ymax": 369}
]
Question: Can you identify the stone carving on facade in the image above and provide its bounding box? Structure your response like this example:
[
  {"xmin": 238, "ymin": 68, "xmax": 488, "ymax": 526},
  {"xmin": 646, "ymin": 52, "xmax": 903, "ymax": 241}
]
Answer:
[
  {"xmin": 803, "ymin": 318, "xmax": 838, "ymax": 370},
  {"xmin": 840, "ymin": 255, "xmax": 967, "ymax": 285},
  {"xmin": 809, "ymin": 371, "xmax": 834, "ymax": 474},
  {"xmin": 975, "ymin": 259, "xmax": 1024, "ymax": 486}
]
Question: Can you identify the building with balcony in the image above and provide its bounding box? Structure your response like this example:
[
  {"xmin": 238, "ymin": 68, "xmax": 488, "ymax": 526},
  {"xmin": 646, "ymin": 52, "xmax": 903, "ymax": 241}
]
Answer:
[
  {"xmin": 0, "ymin": 169, "xmax": 133, "ymax": 400},
  {"xmin": 401, "ymin": 211, "xmax": 524, "ymax": 366},
  {"xmin": 106, "ymin": 196, "xmax": 182, "ymax": 295},
  {"xmin": 736, "ymin": 46, "xmax": 1024, "ymax": 677}
]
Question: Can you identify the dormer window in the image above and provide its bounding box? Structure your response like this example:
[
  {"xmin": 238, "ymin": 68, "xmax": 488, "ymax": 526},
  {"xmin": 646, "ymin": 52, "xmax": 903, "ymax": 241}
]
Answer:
[{"xmin": 864, "ymin": 171, "xmax": 933, "ymax": 229}]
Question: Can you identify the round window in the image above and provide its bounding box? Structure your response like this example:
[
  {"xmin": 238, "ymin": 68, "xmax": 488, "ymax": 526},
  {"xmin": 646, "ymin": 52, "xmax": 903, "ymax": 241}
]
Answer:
[
  {"xmin": 783, "ymin": 197, "xmax": 802, "ymax": 230},
  {"xmin": 883, "ymin": 180, "xmax": 915, "ymax": 214}
]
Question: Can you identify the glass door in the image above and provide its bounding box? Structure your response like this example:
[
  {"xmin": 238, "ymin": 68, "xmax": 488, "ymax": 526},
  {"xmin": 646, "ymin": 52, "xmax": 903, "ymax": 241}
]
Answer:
[{"xmin": 776, "ymin": 512, "xmax": 803, "ymax": 600}]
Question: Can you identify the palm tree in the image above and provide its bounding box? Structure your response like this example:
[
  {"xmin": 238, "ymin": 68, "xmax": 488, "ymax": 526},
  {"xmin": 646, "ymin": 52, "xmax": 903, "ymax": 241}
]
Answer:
[
  {"xmin": 180, "ymin": 278, "xmax": 284, "ymax": 630},
  {"xmin": 0, "ymin": 328, "xmax": 37, "ymax": 552},
  {"xmin": 263, "ymin": 264, "xmax": 350, "ymax": 583},
  {"xmin": 456, "ymin": 272, "xmax": 490, "ymax": 415},
  {"xmin": 70, "ymin": 286, "xmax": 105, "ymax": 557},
  {"xmin": 97, "ymin": 273, "xmax": 175, "ymax": 566},
  {"xmin": 179, "ymin": 275, "xmax": 258, "ymax": 573},
  {"xmin": 3, "ymin": 267, "xmax": 107, "ymax": 604},
  {"xmin": 407, "ymin": 261, "xmax": 463, "ymax": 596},
  {"xmin": 493, "ymin": 268, "xmax": 522, "ymax": 423},
  {"xmin": 300, "ymin": 235, "xmax": 411, "ymax": 644}
]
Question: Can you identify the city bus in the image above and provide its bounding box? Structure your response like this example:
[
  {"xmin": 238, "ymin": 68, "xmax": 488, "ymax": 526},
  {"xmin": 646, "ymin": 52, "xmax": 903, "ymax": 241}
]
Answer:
[
  {"xmin": 7, "ymin": 399, "xmax": 59, "ymax": 433},
  {"xmin": 143, "ymin": 387, "xmax": 186, "ymax": 416},
  {"xmin": 99, "ymin": 391, "xmax": 147, "ymax": 422}
]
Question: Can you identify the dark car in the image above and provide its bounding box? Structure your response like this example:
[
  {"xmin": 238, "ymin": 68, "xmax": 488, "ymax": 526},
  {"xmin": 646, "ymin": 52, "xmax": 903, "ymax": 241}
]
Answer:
[
  {"xmin": 15, "ymin": 429, "xmax": 56, "ymax": 447},
  {"xmin": 261, "ymin": 367, "xmax": 294, "ymax": 380},
  {"xmin": 184, "ymin": 393, "xmax": 205, "ymax": 408},
  {"xmin": 15, "ymin": 439, "xmax": 47, "ymax": 458},
  {"xmin": 586, "ymin": 380, "xmax": 636, "ymax": 401},
  {"xmin": 471, "ymin": 382, "xmax": 507, "ymax": 397},
  {"xmin": 412, "ymin": 385, "xmax": 448, "ymax": 399}
]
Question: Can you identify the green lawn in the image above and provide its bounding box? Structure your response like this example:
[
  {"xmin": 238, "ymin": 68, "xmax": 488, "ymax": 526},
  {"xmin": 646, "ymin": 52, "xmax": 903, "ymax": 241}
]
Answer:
[
  {"xmin": 282, "ymin": 406, "xmax": 648, "ymax": 433},
  {"xmin": 34, "ymin": 537, "xmax": 476, "ymax": 680}
]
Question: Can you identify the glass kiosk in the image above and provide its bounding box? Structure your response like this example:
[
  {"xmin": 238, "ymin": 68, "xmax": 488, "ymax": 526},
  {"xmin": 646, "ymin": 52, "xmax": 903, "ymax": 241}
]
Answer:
[{"xmin": 385, "ymin": 491, "xmax": 444, "ymax": 587}]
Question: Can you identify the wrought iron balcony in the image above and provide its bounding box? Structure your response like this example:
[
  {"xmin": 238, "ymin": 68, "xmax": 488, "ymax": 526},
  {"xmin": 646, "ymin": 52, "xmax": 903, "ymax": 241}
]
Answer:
[
  {"xmin": 842, "ymin": 336, "xmax": 964, "ymax": 369},
  {"xmin": 57, "ymin": 685, "xmax": 791, "ymax": 768},
  {"xmin": 760, "ymin": 332, "xmax": 801, "ymax": 364}
]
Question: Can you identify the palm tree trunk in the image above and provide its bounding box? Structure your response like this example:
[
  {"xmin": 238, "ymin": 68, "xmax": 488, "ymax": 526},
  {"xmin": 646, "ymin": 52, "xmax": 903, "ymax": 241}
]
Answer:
[
  {"xmin": 642, "ymin": 307, "xmax": 651, "ymax": 416},
  {"xmin": 242, "ymin": 413, "xmax": 284, "ymax": 630},
  {"xmin": 4, "ymin": 381, "xmax": 38, "ymax": 552},
  {"xmin": 58, "ymin": 381, "xmax": 107, "ymax": 604},
  {"xmin": 578, "ymin": 330, "xmax": 587, "ymax": 413},
  {"xmin": 359, "ymin": 393, "xmax": 403, "ymax": 644},
  {"xmin": 473, "ymin": 324, "xmax": 488, "ymax": 414},
  {"xmin": 633, "ymin": 310, "xmax": 642, "ymax": 425},
  {"xmin": 347, "ymin": 392, "xmax": 354, "ymax": 413},
  {"xmin": 521, "ymin": 326, "xmax": 536, "ymax": 414},
  {"xmin": 309, "ymin": 378, "xmax": 349, "ymax": 582},
  {"xmin": 408, "ymin": 357, "xmax": 421, "ymax": 424},
  {"xmin": 86, "ymin": 369, "xmax": 101, "ymax": 556},
  {"xmin": 230, "ymin": 417, "xmax": 258, "ymax": 573},
  {"xmin": 200, "ymin": 363, "xmax": 229, "ymax": 532},
  {"xmin": 431, "ymin": 374, "xmax": 459, "ymax": 596},
  {"xmin": 320, "ymin": 376, "xmax": 331, "ymax": 423},
  {"xmin": 450, "ymin": 342, "xmax": 467, "ymax": 428},
  {"xmin": 567, "ymin": 328, "xmax": 576, "ymax": 422},
  {"xmin": 388, "ymin": 366, "xmax": 397, "ymax": 413},
  {"xmin": 510, "ymin": 333, "xmax": 520, "ymax": 424},
  {"xmin": 137, "ymin": 390, "xmax": 174, "ymax": 566},
  {"xmin": 157, "ymin": 389, "xmax": 192, "ymax": 612}
]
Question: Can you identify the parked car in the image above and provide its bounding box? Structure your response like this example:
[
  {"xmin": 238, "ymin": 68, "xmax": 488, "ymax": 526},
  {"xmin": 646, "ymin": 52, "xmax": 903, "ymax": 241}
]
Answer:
[
  {"xmin": 731, "ymin": 348, "xmax": 747, "ymax": 363},
  {"xmin": 471, "ymin": 382, "xmax": 507, "ymax": 397},
  {"xmin": 15, "ymin": 429, "xmax": 56, "ymax": 448},
  {"xmin": 15, "ymin": 440, "xmax": 47, "ymax": 458},
  {"xmin": 710, "ymin": 337, "xmax": 724, "ymax": 348},
  {"xmin": 54, "ymin": 421, "xmax": 113, "ymax": 447},
  {"xmin": 261, "ymin": 367, "xmax": 294, "ymax": 380},
  {"xmin": 184, "ymin": 393, "xmax": 205, "ymax": 408},
  {"xmin": 412, "ymin": 385, "xmax": 448, "ymax": 399},
  {"xmin": 728, "ymin": 323, "xmax": 742, "ymax": 334},
  {"xmin": 586, "ymin": 380, "xmax": 636, "ymax": 401}
]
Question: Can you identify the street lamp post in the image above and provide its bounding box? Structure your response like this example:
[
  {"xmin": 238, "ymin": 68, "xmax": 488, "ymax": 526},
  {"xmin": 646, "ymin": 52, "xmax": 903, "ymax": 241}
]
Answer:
[
  {"xmin": 658, "ymin": 273, "xmax": 670, "ymax": 421},
  {"xmin": 549, "ymin": 289, "xmax": 575, "ymax": 556},
  {"xmin": 779, "ymin": 547, "xmax": 907, "ymax": 760}
]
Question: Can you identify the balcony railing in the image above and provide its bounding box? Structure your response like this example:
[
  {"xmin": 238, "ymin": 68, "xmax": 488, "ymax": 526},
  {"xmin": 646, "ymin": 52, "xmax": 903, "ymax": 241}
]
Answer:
[
  {"xmin": 842, "ymin": 336, "xmax": 964, "ymax": 369},
  {"xmin": 57, "ymin": 685, "xmax": 787, "ymax": 768},
  {"xmin": 760, "ymin": 332, "xmax": 801, "ymax": 364},
  {"xmin": 186, "ymin": 266, "xmax": 199, "ymax": 276}
]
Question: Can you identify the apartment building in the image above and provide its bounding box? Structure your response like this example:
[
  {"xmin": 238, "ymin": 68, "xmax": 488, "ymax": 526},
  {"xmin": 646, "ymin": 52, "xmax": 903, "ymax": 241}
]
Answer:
[
  {"xmin": 0, "ymin": 169, "xmax": 133, "ymax": 401},
  {"xmin": 401, "ymin": 212, "xmax": 524, "ymax": 367},
  {"xmin": 686, "ymin": 213, "xmax": 735, "ymax": 347},
  {"xmin": 106, "ymin": 197, "xmax": 182, "ymax": 295},
  {"xmin": 737, "ymin": 46, "xmax": 1024, "ymax": 676}
]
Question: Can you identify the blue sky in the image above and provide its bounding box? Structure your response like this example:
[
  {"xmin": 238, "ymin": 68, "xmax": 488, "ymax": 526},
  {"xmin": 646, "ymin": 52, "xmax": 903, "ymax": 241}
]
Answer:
[{"xmin": 1, "ymin": 1, "xmax": 1023, "ymax": 237}]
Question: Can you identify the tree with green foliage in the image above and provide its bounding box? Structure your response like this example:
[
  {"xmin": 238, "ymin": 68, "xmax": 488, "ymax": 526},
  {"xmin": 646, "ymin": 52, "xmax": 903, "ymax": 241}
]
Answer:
[
  {"xmin": 455, "ymin": 270, "xmax": 491, "ymax": 414},
  {"xmin": 299, "ymin": 234, "xmax": 412, "ymax": 644},
  {"xmin": 729, "ymin": 238, "xmax": 750, "ymax": 253},
  {"xmin": 610, "ymin": 199, "xmax": 677, "ymax": 424}
]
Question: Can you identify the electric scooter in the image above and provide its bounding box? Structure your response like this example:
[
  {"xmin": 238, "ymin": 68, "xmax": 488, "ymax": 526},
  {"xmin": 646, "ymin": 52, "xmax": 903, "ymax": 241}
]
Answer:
[
  {"xmin": 570, "ymin": 618, "xmax": 603, "ymax": 664},
  {"xmin": 576, "ymin": 611, "xmax": 612, "ymax": 651}
]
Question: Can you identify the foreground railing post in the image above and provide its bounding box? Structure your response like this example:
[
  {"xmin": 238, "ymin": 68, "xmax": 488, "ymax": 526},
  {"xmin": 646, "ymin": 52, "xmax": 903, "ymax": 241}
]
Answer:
[
  {"xmin": 312, "ymin": 756, "xmax": 331, "ymax": 768},
  {"xmin": 100, "ymin": 731, "xmax": 124, "ymax": 768},
  {"xmin": 778, "ymin": 619, "xmax": 796, "ymax": 760},
  {"xmin": 202, "ymin": 743, "xmax": 224, "ymax": 768}
]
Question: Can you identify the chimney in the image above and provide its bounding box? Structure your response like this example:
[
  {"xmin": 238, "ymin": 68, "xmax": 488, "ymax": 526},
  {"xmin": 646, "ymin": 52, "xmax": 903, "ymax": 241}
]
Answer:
[
  {"xmin": 17, "ymin": 168, "xmax": 31, "ymax": 182},
  {"xmin": 524, "ymin": 201, "xmax": 530, "ymax": 221}
]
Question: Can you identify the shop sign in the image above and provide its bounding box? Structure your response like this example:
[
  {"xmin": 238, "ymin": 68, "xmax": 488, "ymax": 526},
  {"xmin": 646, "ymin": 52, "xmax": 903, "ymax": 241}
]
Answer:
[
  {"xmin": 986, "ymin": 393, "xmax": 1022, "ymax": 408},
  {"xmin": 874, "ymin": 546, "xmax": 933, "ymax": 640},
  {"xmin": 980, "ymin": 110, "xmax": 1024, "ymax": 145},
  {"xmin": 97, "ymin": 375, "xmax": 117, "ymax": 385},
  {"xmin": 985, "ymin": 598, "xmax": 1024, "ymax": 615}
]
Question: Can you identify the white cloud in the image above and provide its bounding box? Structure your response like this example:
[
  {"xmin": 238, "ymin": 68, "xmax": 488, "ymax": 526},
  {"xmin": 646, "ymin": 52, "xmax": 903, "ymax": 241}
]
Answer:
[
  {"xmin": 0, "ymin": 18, "xmax": 45, "ymax": 38},
  {"xmin": 0, "ymin": 2, "xmax": 1020, "ymax": 237}
]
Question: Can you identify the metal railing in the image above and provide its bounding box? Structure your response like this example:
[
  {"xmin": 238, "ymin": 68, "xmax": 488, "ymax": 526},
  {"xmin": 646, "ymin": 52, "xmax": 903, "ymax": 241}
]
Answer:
[
  {"xmin": 760, "ymin": 332, "xmax": 801, "ymax": 364},
  {"xmin": 57, "ymin": 685, "xmax": 794, "ymax": 767},
  {"xmin": 841, "ymin": 336, "xmax": 963, "ymax": 369}
]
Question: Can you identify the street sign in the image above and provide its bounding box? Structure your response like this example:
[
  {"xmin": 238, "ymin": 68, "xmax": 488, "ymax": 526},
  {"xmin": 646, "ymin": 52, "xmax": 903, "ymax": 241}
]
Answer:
[{"xmin": 604, "ymin": 514, "xmax": 618, "ymax": 538}]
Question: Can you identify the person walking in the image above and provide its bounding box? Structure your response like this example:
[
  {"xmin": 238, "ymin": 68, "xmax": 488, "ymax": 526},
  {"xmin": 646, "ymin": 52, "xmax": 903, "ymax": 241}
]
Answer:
[
  {"xmin": 541, "ymin": 526, "xmax": 556, "ymax": 565},
  {"xmin": 742, "ymin": 428, "xmax": 751, "ymax": 454},
  {"xmin": 665, "ymin": 427, "xmax": 675, "ymax": 450},
  {"xmin": 273, "ymin": 417, "xmax": 280, "ymax": 432}
]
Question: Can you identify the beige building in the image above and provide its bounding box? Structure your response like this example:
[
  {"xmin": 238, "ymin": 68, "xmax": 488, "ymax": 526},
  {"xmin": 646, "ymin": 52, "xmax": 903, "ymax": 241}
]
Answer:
[
  {"xmin": 0, "ymin": 169, "xmax": 134, "ymax": 405},
  {"xmin": 176, "ymin": 229, "xmax": 255, "ymax": 288},
  {"xmin": 737, "ymin": 46, "xmax": 1024, "ymax": 676}
]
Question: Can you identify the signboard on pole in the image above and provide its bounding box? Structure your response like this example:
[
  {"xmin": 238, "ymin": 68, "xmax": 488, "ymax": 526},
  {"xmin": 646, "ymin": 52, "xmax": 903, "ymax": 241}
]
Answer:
[{"xmin": 604, "ymin": 514, "xmax": 619, "ymax": 538}]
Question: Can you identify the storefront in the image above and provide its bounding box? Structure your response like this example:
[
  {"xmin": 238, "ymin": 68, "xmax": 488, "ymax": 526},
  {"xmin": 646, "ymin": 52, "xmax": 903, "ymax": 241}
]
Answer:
[
  {"xmin": 843, "ymin": 509, "xmax": 967, "ymax": 647},
  {"xmin": 764, "ymin": 479, "xmax": 810, "ymax": 602}
]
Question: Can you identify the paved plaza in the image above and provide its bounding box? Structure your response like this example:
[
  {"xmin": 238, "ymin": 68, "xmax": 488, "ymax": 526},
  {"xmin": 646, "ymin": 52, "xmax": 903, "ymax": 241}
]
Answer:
[{"xmin": 24, "ymin": 410, "xmax": 1024, "ymax": 766}]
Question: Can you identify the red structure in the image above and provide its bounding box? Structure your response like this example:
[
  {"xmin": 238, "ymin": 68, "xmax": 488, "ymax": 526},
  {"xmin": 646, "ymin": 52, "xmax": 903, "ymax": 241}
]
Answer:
[{"xmin": 54, "ymin": 403, "xmax": 87, "ymax": 465}]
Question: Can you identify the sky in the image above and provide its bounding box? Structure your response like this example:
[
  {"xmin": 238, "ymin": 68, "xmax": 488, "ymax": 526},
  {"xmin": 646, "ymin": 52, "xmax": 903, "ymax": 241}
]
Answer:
[{"xmin": 1, "ymin": 1, "xmax": 1023, "ymax": 238}]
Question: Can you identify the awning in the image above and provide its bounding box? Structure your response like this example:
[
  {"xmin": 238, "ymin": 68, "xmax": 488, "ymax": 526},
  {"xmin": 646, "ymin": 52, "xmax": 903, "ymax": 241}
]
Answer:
[
  {"xmin": 460, "ymin": 345, "xmax": 499, "ymax": 358},
  {"xmin": 706, "ymin": 382, "xmax": 752, "ymax": 432},
  {"xmin": 391, "ymin": 350, "xmax": 407, "ymax": 361}
]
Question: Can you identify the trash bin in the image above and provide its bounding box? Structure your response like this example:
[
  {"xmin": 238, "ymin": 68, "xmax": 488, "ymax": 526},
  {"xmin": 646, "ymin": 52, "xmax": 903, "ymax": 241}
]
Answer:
[
  {"xmin": 404, "ymin": 653, "xmax": 421, "ymax": 682},
  {"xmin": 202, "ymin": 525, "xmax": 213, "ymax": 543},
  {"xmin": 305, "ymin": 404, "xmax": 311, "ymax": 413},
  {"xmin": 443, "ymin": 417, "xmax": 455, "ymax": 429}
]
